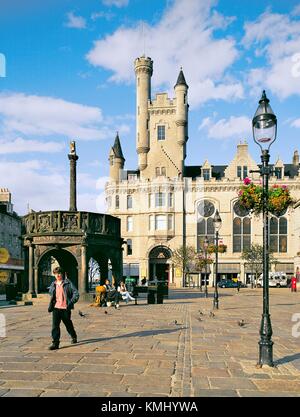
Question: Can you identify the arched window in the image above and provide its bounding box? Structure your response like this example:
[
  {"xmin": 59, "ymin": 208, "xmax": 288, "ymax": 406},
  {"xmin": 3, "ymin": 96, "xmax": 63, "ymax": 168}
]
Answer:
[
  {"xmin": 270, "ymin": 216, "xmax": 287, "ymax": 253},
  {"xmin": 127, "ymin": 195, "xmax": 133, "ymax": 209},
  {"xmin": 197, "ymin": 200, "xmax": 216, "ymax": 251},
  {"xmin": 233, "ymin": 202, "xmax": 251, "ymax": 253}
]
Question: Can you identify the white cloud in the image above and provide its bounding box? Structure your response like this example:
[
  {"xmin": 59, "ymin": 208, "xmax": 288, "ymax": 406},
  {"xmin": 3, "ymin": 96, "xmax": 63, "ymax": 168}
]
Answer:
[
  {"xmin": 86, "ymin": 0, "xmax": 242, "ymax": 107},
  {"xmin": 291, "ymin": 119, "xmax": 300, "ymax": 128},
  {"xmin": 0, "ymin": 93, "xmax": 126, "ymax": 141},
  {"xmin": 65, "ymin": 12, "xmax": 86, "ymax": 29},
  {"xmin": 0, "ymin": 158, "xmax": 109, "ymax": 215},
  {"xmin": 102, "ymin": 0, "xmax": 129, "ymax": 7},
  {"xmin": 0, "ymin": 138, "xmax": 65, "ymax": 154},
  {"xmin": 243, "ymin": 11, "xmax": 300, "ymax": 99},
  {"xmin": 91, "ymin": 11, "xmax": 115, "ymax": 21},
  {"xmin": 199, "ymin": 115, "xmax": 252, "ymax": 139}
]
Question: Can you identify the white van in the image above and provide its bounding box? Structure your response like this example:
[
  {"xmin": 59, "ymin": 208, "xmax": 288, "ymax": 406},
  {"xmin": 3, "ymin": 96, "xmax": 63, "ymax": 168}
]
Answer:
[{"xmin": 257, "ymin": 273, "xmax": 287, "ymax": 288}]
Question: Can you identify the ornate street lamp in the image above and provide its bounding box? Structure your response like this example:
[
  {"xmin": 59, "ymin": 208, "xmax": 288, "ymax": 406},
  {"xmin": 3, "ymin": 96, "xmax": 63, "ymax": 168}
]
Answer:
[
  {"xmin": 213, "ymin": 210, "xmax": 222, "ymax": 309},
  {"xmin": 204, "ymin": 236, "xmax": 209, "ymax": 298},
  {"xmin": 252, "ymin": 90, "xmax": 277, "ymax": 367}
]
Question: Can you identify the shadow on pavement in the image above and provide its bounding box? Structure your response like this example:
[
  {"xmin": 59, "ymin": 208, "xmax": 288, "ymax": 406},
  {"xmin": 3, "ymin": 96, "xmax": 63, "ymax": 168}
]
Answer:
[
  {"xmin": 275, "ymin": 353, "xmax": 300, "ymax": 366},
  {"xmin": 58, "ymin": 327, "xmax": 185, "ymax": 350}
]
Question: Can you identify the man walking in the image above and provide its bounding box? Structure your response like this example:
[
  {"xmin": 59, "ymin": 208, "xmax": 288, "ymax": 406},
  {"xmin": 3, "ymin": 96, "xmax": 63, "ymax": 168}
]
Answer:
[{"xmin": 48, "ymin": 267, "xmax": 79, "ymax": 350}]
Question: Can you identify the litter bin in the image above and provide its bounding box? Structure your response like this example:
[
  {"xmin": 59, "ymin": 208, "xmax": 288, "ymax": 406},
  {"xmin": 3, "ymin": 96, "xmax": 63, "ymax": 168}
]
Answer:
[
  {"xmin": 5, "ymin": 283, "xmax": 17, "ymax": 301},
  {"xmin": 147, "ymin": 283, "xmax": 157, "ymax": 304},
  {"xmin": 156, "ymin": 281, "xmax": 165, "ymax": 304}
]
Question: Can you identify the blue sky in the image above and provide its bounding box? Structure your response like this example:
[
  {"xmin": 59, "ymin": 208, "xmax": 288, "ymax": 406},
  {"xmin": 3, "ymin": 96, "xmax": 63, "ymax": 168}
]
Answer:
[{"xmin": 0, "ymin": 0, "xmax": 300, "ymax": 215}]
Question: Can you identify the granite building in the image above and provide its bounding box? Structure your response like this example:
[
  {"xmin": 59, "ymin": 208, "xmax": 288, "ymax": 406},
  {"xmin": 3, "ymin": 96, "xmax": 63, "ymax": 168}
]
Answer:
[{"xmin": 105, "ymin": 56, "xmax": 300, "ymax": 287}]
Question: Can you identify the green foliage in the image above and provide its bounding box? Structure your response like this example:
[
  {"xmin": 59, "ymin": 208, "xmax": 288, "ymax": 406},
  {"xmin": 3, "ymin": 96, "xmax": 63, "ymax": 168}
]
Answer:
[{"xmin": 238, "ymin": 178, "xmax": 294, "ymax": 216}]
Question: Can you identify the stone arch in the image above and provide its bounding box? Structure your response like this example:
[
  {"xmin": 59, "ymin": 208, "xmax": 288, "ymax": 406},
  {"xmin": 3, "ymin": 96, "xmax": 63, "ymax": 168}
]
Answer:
[
  {"xmin": 148, "ymin": 245, "xmax": 172, "ymax": 282},
  {"xmin": 37, "ymin": 248, "xmax": 78, "ymax": 293}
]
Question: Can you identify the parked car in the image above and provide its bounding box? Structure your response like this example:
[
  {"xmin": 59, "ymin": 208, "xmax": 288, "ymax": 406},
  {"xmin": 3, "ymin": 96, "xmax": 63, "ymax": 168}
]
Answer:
[
  {"xmin": 217, "ymin": 280, "xmax": 246, "ymax": 288},
  {"xmin": 257, "ymin": 273, "xmax": 288, "ymax": 288}
]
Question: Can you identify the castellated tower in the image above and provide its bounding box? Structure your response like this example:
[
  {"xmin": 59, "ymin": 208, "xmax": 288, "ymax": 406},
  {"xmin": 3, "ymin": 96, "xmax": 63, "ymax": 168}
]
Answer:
[
  {"xmin": 134, "ymin": 56, "xmax": 189, "ymax": 180},
  {"xmin": 134, "ymin": 56, "xmax": 153, "ymax": 172},
  {"xmin": 109, "ymin": 132, "xmax": 125, "ymax": 182}
]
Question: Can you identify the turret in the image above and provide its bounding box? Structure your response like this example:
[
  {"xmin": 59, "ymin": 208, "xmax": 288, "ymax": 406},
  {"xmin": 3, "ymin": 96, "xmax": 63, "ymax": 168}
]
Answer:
[
  {"xmin": 293, "ymin": 150, "xmax": 299, "ymax": 166},
  {"xmin": 174, "ymin": 68, "xmax": 189, "ymax": 171},
  {"xmin": 134, "ymin": 55, "xmax": 153, "ymax": 171},
  {"xmin": 109, "ymin": 133, "xmax": 125, "ymax": 182}
]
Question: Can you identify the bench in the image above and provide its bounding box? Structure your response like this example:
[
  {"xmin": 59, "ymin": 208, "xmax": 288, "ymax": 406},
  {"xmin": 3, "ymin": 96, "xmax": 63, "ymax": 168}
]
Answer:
[{"xmin": 132, "ymin": 285, "xmax": 148, "ymax": 304}]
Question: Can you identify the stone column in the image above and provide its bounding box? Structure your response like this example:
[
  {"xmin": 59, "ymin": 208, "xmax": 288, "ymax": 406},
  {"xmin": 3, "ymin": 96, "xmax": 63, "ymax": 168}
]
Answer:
[
  {"xmin": 34, "ymin": 267, "xmax": 39, "ymax": 295},
  {"xmin": 68, "ymin": 141, "xmax": 79, "ymax": 212},
  {"xmin": 28, "ymin": 243, "xmax": 34, "ymax": 294},
  {"xmin": 79, "ymin": 244, "xmax": 87, "ymax": 295}
]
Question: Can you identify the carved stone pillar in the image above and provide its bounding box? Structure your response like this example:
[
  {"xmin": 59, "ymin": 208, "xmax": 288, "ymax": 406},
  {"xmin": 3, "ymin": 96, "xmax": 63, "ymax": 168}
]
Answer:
[
  {"xmin": 34, "ymin": 267, "xmax": 39, "ymax": 295},
  {"xmin": 79, "ymin": 244, "xmax": 87, "ymax": 294},
  {"xmin": 28, "ymin": 243, "xmax": 34, "ymax": 294}
]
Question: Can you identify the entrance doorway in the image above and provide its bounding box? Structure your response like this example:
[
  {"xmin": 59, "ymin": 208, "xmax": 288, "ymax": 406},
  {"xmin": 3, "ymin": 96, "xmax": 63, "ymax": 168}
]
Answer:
[{"xmin": 148, "ymin": 246, "xmax": 172, "ymax": 282}]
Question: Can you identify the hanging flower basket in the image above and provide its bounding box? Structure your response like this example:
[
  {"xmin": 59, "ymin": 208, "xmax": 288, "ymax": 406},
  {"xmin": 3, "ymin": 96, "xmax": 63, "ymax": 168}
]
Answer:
[
  {"xmin": 238, "ymin": 178, "xmax": 294, "ymax": 216},
  {"xmin": 207, "ymin": 244, "xmax": 227, "ymax": 254}
]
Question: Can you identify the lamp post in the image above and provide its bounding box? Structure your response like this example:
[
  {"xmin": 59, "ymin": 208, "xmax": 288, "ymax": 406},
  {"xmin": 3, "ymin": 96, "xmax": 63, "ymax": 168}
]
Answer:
[
  {"xmin": 252, "ymin": 90, "xmax": 277, "ymax": 367},
  {"xmin": 213, "ymin": 210, "xmax": 222, "ymax": 310},
  {"xmin": 204, "ymin": 236, "xmax": 209, "ymax": 298}
]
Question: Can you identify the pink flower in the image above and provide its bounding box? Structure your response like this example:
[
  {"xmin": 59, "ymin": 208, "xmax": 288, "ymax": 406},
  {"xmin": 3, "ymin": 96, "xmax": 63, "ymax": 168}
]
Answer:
[
  {"xmin": 282, "ymin": 185, "xmax": 287, "ymax": 189},
  {"xmin": 243, "ymin": 177, "xmax": 251, "ymax": 185}
]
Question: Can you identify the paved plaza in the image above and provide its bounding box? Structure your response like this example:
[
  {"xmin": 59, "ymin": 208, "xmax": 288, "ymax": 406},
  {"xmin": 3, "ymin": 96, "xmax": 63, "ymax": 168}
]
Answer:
[{"xmin": 0, "ymin": 288, "xmax": 300, "ymax": 397}]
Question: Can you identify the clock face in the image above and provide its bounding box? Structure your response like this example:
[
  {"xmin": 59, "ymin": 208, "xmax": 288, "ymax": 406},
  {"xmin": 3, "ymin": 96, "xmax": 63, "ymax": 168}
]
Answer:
[
  {"xmin": 198, "ymin": 200, "xmax": 215, "ymax": 218},
  {"xmin": 233, "ymin": 201, "xmax": 250, "ymax": 217}
]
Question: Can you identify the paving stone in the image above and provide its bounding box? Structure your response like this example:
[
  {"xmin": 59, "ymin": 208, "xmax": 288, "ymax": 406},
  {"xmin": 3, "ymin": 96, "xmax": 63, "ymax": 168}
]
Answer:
[
  {"xmin": 252, "ymin": 379, "xmax": 300, "ymax": 393},
  {"xmin": 62, "ymin": 372, "xmax": 122, "ymax": 384},
  {"xmin": 209, "ymin": 377, "xmax": 257, "ymax": 390},
  {"xmin": 0, "ymin": 371, "xmax": 41, "ymax": 381},
  {"xmin": 115, "ymin": 366, "xmax": 145, "ymax": 375},
  {"xmin": 3, "ymin": 389, "xmax": 44, "ymax": 397},
  {"xmin": 40, "ymin": 390, "xmax": 79, "ymax": 397},
  {"xmin": 194, "ymin": 389, "xmax": 239, "ymax": 397},
  {"xmin": 0, "ymin": 388, "xmax": 9, "ymax": 397},
  {"xmin": 192, "ymin": 368, "xmax": 230, "ymax": 377},
  {"xmin": 45, "ymin": 364, "xmax": 76, "ymax": 372}
]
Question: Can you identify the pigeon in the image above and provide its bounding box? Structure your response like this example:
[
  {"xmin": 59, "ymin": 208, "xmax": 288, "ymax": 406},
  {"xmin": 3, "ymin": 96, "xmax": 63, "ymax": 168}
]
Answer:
[
  {"xmin": 209, "ymin": 311, "xmax": 215, "ymax": 318},
  {"xmin": 199, "ymin": 310, "xmax": 204, "ymax": 316},
  {"xmin": 238, "ymin": 319, "xmax": 246, "ymax": 327},
  {"xmin": 174, "ymin": 320, "xmax": 182, "ymax": 325},
  {"xmin": 104, "ymin": 310, "xmax": 108, "ymax": 315},
  {"xmin": 78, "ymin": 310, "xmax": 86, "ymax": 318}
]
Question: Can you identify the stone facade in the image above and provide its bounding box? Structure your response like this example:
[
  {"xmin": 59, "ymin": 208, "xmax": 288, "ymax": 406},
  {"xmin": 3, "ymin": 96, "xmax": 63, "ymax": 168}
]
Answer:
[
  {"xmin": 0, "ymin": 189, "xmax": 24, "ymax": 293},
  {"xmin": 106, "ymin": 56, "xmax": 300, "ymax": 288}
]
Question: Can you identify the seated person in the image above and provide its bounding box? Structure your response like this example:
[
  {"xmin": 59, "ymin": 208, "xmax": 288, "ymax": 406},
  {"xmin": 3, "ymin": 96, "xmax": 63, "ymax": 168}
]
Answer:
[
  {"xmin": 118, "ymin": 281, "xmax": 135, "ymax": 304},
  {"xmin": 103, "ymin": 279, "xmax": 121, "ymax": 309},
  {"xmin": 141, "ymin": 277, "xmax": 148, "ymax": 286}
]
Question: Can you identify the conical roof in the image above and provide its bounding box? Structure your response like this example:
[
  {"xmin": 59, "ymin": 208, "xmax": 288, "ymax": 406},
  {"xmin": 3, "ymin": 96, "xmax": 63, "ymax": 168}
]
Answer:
[
  {"xmin": 112, "ymin": 133, "xmax": 125, "ymax": 160},
  {"xmin": 175, "ymin": 68, "xmax": 188, "ymax": 88}
]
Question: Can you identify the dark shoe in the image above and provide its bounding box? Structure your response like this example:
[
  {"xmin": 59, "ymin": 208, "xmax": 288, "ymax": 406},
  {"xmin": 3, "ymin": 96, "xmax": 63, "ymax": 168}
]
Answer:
[
  {"xmin": 48, "ymin": 343, "xmax": 59, "ymax": 350},
  {"xmin": 71, "ymin": 338, "xmax": 77, "ymax": 344}
]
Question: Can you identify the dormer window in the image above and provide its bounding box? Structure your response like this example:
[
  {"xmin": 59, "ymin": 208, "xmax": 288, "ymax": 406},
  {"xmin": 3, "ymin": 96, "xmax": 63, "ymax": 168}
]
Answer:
[
  {"xmin": 157, "ymin": 125, "xmax": 166, "ymax": 141},
  {"xmin": 203, "ymin": 169, "xmax": 210, "ymax": 181},
  {"xmin": 237, "ymin": 166, "xmax": 248, "ymax": 180},
  {"xmin": 274, "ymin": 167, "xmax": 282, "ymax": 179}
]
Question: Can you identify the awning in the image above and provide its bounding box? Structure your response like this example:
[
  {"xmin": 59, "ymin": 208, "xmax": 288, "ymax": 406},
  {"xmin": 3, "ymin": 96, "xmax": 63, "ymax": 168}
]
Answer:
[
  {"xmin": 218, "ymin": 263, "xmax": 240, "ymax": 273},
  {"xmin": 275, "ymin": 263, "xmax": 294, "ymax": 273}
]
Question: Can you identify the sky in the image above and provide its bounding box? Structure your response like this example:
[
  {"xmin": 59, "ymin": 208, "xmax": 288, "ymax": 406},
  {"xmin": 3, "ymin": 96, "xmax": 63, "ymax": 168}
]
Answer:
[{"xmin": 0, "ymin": 0, "xmax": 300, "ymax": 215}]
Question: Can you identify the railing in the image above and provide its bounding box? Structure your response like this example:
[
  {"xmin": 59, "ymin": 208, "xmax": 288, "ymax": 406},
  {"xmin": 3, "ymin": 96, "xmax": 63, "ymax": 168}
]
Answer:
[{"xmin": 22, "ymin": 211, "xmax": 120, "ymax": 237}]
